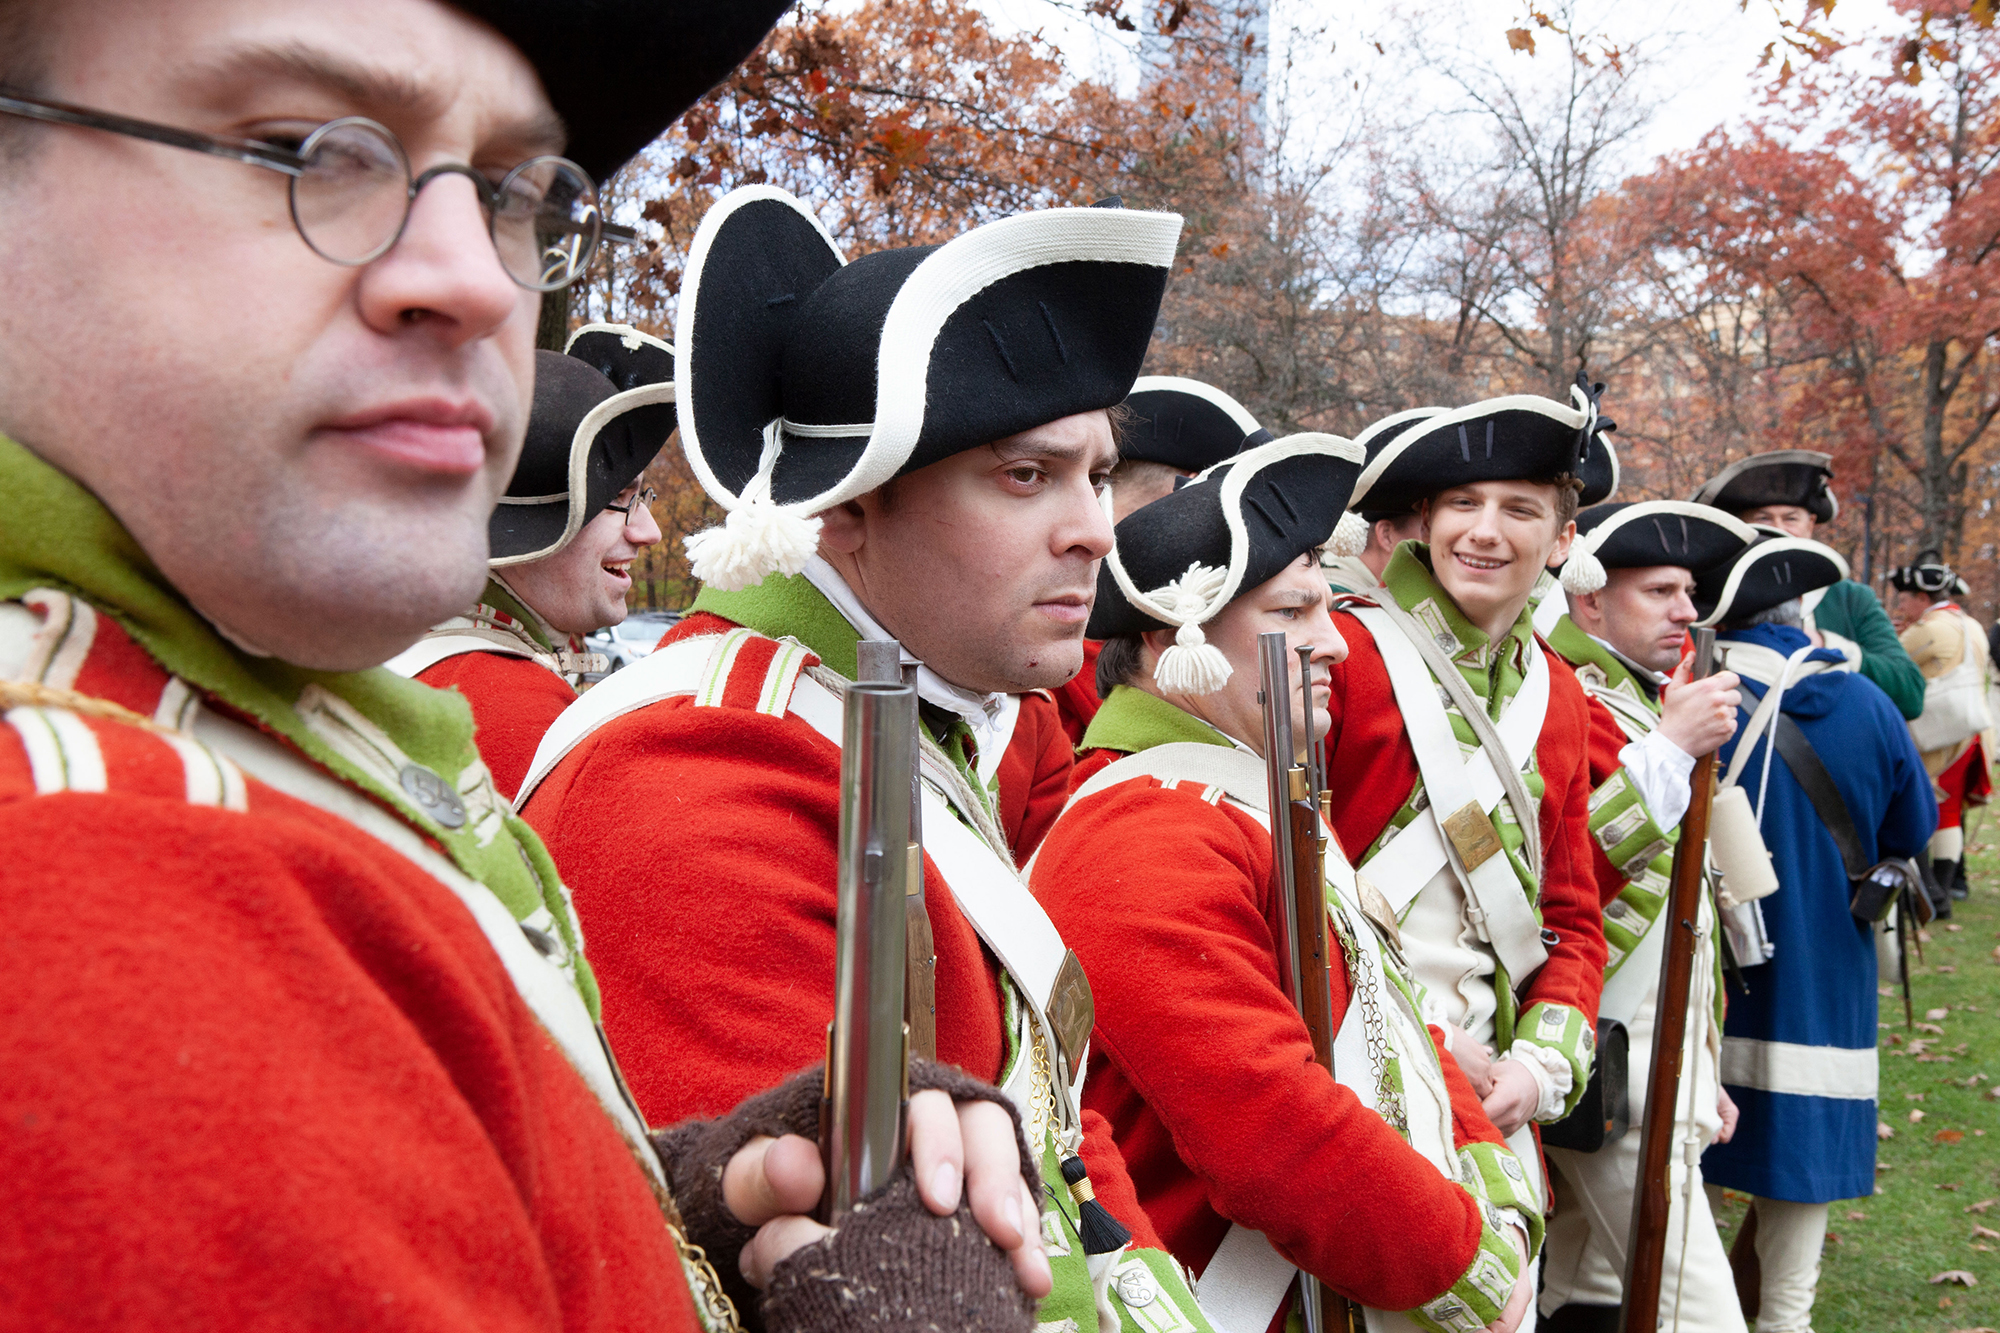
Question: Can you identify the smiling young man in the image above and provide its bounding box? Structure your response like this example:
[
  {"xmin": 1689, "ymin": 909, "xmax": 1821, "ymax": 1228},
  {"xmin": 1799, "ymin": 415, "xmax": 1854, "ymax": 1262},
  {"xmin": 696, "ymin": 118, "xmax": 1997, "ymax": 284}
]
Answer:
[
  {"xmin": 1534, "ymin": 501, "xmax": 1756, "ymax": 1333},
  {"xmin": 390, "ymin": 324, "xmax": 672, "ymax": 800},
  {"xmin": 1032, "ymin": 435, "xmax": 1542, "ymax": 1333},
  {"xmin": 1317, "ymin": 392, "xmax": 1615, "ymax": 1303},
  {"xmin": 1692, "ymin": 451, "xmax": 1924, "ymax": 720},
  {"xmin": 0, "ymin": 4, "xmax": 1060, "ymax": 1329},
  {"xmin": 518, "ymin": 184, "xmax": 1221, "ymax": 1333}
]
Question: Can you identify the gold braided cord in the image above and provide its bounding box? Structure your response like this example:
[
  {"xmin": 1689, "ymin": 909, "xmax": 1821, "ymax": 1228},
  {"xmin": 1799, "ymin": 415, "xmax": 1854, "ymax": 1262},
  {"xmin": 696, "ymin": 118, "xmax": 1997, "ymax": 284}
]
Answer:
[{"xmin": 0, "ymin": 677, "xmax": 170, "ymax": 732}]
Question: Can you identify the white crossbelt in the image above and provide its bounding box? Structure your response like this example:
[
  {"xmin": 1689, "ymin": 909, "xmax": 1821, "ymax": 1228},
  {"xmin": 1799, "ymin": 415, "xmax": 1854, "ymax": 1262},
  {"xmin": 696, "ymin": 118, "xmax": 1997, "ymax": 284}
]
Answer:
[{"xmin": 1346, "ymin": 605, "xmax": 1551, "ymax": 982}]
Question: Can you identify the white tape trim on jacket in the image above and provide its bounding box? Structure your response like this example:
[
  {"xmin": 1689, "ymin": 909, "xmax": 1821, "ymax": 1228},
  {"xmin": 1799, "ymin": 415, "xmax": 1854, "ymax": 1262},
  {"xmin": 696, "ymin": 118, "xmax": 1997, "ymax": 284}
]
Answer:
[
  {"xmin": 1345, "ymin": 607, "xmax": 1551, "ymax": 983},
  {"xmin": 384, "ymin": 631, "xmax": 545, "ymax": 680},
  {"xmin": 1719, "ymin": 1037, "xmax": 1878, "ymax": 1101},
  {"xmin": 517, "ymin": 635, "xmax": 724, "ymax": 803},
  {"xmin": 188, "ymin": 706, "xmax": 663, "ymax": 1186}
]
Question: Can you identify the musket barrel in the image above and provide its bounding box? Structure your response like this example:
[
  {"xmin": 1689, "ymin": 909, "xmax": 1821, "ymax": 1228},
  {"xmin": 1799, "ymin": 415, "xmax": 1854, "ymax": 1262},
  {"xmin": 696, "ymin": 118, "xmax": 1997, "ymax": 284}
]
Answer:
[
  {"xmin": 826, "ymin": 679, "xmax": 916, "ymax": 1215},
  {"xmin": 1259, "ymin": 633, "xmax": 1304, "ymax": 1001}
]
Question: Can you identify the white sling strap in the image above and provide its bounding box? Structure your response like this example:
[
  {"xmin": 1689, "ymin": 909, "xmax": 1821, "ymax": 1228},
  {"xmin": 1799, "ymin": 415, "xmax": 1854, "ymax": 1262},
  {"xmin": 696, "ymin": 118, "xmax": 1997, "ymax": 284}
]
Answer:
[
  {"xmin": 518, "ymin": 634, "xmax": 721, "ymax": 803},
  {"xmin": 383, "ymin": 630, "xmax": 543, "ymax": 680},
  {"xmin": 188, "ymin": 705, "xmax": 664, "ymax": 1187},
  {"xmin": 1345, "ymin": 606, "xmax": 1551, "ymax": 981}
]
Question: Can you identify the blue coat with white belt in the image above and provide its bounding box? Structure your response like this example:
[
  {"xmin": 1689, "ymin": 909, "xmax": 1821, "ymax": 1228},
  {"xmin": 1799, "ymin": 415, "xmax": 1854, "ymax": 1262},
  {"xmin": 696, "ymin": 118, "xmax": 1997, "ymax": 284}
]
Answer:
[{"xmin": 1700, "ymin": 623, "xmax": 1936, "ymax": 1204}]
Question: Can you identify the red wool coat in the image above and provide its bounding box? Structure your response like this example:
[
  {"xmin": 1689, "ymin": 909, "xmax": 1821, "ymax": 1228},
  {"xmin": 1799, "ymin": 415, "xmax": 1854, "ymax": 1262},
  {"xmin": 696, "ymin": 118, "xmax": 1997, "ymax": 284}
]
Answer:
[
  {"xmin": 1579, "ymin": 691, "xmax": 1645, "ymax": 908},
  {"xmin": 417, "ymin": 650, "xmax": 576, "ymax": 803},
  {"xmin": 1, "ymin": 616, "xmax": 694, "ymax": 1332},
  {"xmin": 523, "ymin": 613, "xmax": 1164, "ymax": 1247},
  {"xmin": 995, "ymin": 690, "xmax": 1075, "ymax": 863},
  {"xmin": 1034, "ymin": 762, "xmax": 1505, "ymax": 1316},
  {"xmin": 1052, "ymin": 638, "xmax": 1105, "ymax": 745},
  {"xmin": 1321, "ymin": 612, "xmax": 1608, "ymax": 1025}
]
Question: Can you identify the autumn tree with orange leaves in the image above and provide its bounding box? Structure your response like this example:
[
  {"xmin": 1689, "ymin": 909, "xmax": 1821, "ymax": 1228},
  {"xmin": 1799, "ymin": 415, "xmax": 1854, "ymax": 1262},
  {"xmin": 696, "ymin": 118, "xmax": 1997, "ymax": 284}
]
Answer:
[{"xmin": 1636, "ymin": 0, "xmax": 2000, "ymax": 571}]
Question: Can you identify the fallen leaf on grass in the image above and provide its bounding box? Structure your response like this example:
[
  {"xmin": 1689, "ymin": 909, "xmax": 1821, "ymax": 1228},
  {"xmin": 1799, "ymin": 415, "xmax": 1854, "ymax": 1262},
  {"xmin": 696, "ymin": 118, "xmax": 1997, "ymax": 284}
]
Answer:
[
  {"xmin": 1932, "ymin": 1270, "xmax": 1979, "ymax": 1287},
  {"xmin": 1848, "ymin": 1209, "xmax": 1869, "ymax": 1220},
  {"xmin": 1936, "ymin": 1130, "xmax": 1966, "ymax": 1145},
  {"xmin": 1825, "ymin": 1231, "xmax": 1842, "ymax": 1245},
  {"xmin": 1928, "ymin": 1007, "xmax": 1952, "ymax": 1020},
  {"xmin": 1909, "ymin": 1092, "xmax": 1928, "ymax": 1101},
  {"xmin": 1917, "ymin": 1022, "xmax": 1947, "ymax": 1035},
  {"xmin": 1879, "ymin": 1122, "xmax": 1897, "ymax": 1140},
  {"xmin": 1939, "ymin": 964, "xmax": 1959, "ymax": 974},
  {"xmin": 1939, "ymin": 1181, "xmax": 1963, "ymax": 1190},
  {"xmin": 1986, "ymin": 1087, "xmax": 2000, "ymax": 1101},
  {"xmin": 1911, "ymin": 1108, "xmax": 1929, "ymax": 1123},
  {"xmin": 1919, "ymin": 1054, "xmax": 1958, "ymax": 1063},
  {"xmin": 1947, "ymin": 923, "xmax": 1964, "ymax": 932},
  {"xmin": 1881, "ymin": 985, "xmax": 1895, "ymax": 996},
  {"xmin": 1973, "ymin": 1224, "xmax": 2000, "ymax": 1240},
  {"xmin": 1966, "ymin": 1198, "xmax": 1997, "ymax": 1214}
]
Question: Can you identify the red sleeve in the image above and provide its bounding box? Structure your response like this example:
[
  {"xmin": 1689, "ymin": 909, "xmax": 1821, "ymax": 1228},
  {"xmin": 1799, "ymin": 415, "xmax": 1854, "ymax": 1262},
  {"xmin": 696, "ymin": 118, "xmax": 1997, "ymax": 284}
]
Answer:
[
  {"xmin": 1518, "ymin": 664, "xmax": 1609, "ymax": 1022},
  {"xmin": 523, "ymin": 692, "xmax": 1006, "ymax": 1127},
  {"xmin": 416, "ymin": 652, "xmax": 575, "ymax": 803},
  {"xmin": 1033, "ymin": 779, "xmax": 1484, "ymax": 1310},
  {"xmin": 1580, "ymin": 692, "xmax": 1637, "ymax": 906},
  {"xmin": 0, "ymin": 783, "xmax": 692, "ymax": 1331},
  {"xmin": 996, "ymin": 693, "xmax": 1075, "ymax": 863},
  {"xmin": 1076, "ymin": 1106, "xmax": 1167, "ymax": 1251},
  {"xmin": 1430, "ymin": 1026, "xmax": 1508, "ymax": 1149}
]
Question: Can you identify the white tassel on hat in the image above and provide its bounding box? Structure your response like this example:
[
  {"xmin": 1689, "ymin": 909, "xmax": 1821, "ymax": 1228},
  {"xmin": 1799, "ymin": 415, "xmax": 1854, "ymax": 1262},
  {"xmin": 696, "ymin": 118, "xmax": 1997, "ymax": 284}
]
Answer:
[
  {"xmin": 1560, "ymin": 545, "xmax": 1608, "ymax": 596},
  {"xmin": 685, "ymin": 499, "xmax": 824, "ymax": 591},
  {"xmin": 1154, "ymin": 622, "xmax": 1233, "ymax": 695},
  {"xmin": 1330, "ymin": 510, "xmax": 1370, "ymax": 558}
]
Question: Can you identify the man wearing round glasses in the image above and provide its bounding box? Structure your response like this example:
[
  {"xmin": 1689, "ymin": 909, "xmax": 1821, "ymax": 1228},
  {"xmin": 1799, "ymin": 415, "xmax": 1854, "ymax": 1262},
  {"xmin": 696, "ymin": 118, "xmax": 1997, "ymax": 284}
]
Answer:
[
  {"xmin": 389, "ymin": 324, "xmax": 673, "ymax": 801},
  {"xmin": 0, "ymin": 3, "xmax": 1053, "ymax": 1329}
]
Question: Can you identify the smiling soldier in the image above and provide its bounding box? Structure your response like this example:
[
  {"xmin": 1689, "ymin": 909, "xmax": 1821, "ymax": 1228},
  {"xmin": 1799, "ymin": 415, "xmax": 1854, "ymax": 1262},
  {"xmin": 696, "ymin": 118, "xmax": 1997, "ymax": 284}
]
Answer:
[
  {"xmin": 389, "ymin": 324, "xmax": 673, "ymax": 800},
  {"xmin": 1316, "ymin": 386, "xmax": 1616, "ymax": 1298},
  {"xmin": 519, "ymin": 183, "xmax": 1222, "ymax": 1333},
  {"xmin": 0, "ymin": 4, "xmax": 1058, "ymax": 1329}
]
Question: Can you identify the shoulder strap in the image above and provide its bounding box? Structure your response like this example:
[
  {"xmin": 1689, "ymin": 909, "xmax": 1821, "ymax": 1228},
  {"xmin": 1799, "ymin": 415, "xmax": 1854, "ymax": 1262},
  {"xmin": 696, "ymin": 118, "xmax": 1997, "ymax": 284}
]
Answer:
[
  {"xmin": 1769, "ymin": 714, "xmax": 1870, "ymax": 880},
  {"xmin": 383, "ymin": 631, "xmax": 544, "ymax": 679},
  {"xmin": 1366, "ymin": 596, "xmax": 1544, "ymax": 875}
]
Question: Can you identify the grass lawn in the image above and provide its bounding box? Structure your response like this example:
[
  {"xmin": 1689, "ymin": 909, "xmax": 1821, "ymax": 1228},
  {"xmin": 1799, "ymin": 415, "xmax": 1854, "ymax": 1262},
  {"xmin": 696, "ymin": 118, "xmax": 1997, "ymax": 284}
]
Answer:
[{"xmin": 1707, "ymin": 837, "xmax": 2000, "ymax": 1331}]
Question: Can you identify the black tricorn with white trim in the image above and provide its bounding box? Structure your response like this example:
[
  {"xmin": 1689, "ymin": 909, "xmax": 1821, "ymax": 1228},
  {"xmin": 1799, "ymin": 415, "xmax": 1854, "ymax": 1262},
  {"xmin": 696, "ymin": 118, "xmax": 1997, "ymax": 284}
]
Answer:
[
  {"xmin": 490, "ymin": 324, "xmax": 676, "ymax": 567},
  {"xmin": 1327, "ymin": 406, "xmax": 1448, "ymax": 555},
  {"xmin": 1693, "ymin": 533, "xmax": 1849, "ymax": 628},
  {"xmin": 450, "ymin": 1, "xmax": 793, "ymax": 180},
  {"xmin": 1887, "ymin": 549, "xmax": 1967, "ymax": 598},
  {"xmin": 675, "ymin": 185, "xmax": 1183, "ymax": 589},
  {"xmin": 1689, "ymin": 449, "xmax": 1838, "ymax": 524},
  {"xmin": 1089, "ymin": 433, "xmax": 1366, "ymax": 694},
  {"xmin": 1119, "ymin": 376, "xmax": 1268, "ymax": 470},
  {"xmin": 1567, "ymin": 501, "xmax": 1757, "ymax": 579}
]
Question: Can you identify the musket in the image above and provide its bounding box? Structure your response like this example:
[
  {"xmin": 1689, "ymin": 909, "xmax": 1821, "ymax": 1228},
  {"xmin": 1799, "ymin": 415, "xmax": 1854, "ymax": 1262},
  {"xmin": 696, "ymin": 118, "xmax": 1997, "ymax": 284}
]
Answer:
[
  {"xmin": 1257, "ymin": 632, "xmax": 1351, "ymax": 1333},
  {"xmin": 820, "ymin": 672, "xmax": 917, "ymax": 1218},
  {"xmin": 858, "ymin": 641, "xmax": 938, "ymax": 1061},
  {"xmin": 1618, "ymin": 629, "xmax": 1720, "ymax": 1331}
]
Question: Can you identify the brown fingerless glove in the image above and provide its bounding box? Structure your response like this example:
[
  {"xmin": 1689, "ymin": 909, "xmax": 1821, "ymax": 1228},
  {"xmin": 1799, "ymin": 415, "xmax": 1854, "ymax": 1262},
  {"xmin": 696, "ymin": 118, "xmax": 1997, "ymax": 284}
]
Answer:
[{"xmin": 648, "ymin": 1059, "xmax": 1042, "ymax": 1333}]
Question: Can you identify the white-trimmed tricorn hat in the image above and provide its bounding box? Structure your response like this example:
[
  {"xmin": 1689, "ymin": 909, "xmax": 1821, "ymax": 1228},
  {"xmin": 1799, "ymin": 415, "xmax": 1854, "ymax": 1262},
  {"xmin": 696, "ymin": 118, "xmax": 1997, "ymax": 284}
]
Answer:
[
  {"xmin": 1089, "ymin": 433, "xmax": 1366, "ymax": 694},
  {"xmin": 1119, "ymin": 376, "xmax": 1269, "ymax": 471},
  {"xmin": 490, "ymin": 323, "xmax": 676, "ymax": 567},
  {"xmin": 1690, "ymin": 449, "xmax": 1838, "ymax": 524},
  {"xmin": 674, "ymin": 185, "xmax": 1184, "ymax": 590},
  {"xmin": 1559, "ymin": 501, "xmax": 1758, "ymax": 593},
  {"xmin": 1887, "ymin": 549, "xmax": 1967, "ymax": 598},
  {"xmin": 1693, "ymin": 533, "xmax": 1849, "ymax": 629},
  {"xmin": 1327, "ymin": 406, "xmax": 1448, "ymax": 556}
]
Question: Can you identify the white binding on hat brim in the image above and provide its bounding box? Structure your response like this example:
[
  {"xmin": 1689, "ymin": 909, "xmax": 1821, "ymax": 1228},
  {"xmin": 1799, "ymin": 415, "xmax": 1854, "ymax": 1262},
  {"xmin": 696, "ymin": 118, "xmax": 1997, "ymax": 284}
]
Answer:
[
  {"xmin": 1347, "ymin": 393, "xmax": 1592, "ymax": 510},
  {"xmin": 1693, "ymin": 536, "xmax": 1850, "ymax": 629},
  {"xmin": 682, "ymin": 193, "xmax": 1182, "ymax": 518},
  {"xmin": 489, "ymin": 378, "xmax": 678, "ymax": 568},
  {"xmin": 1692, "ymin": 448, "xmax": 1839, "ymax": 523},
  {"xmin": 1128, "ymin": 375, "xmax": 1262, "ymax": 437},
  {"xmin": 1352, "ymin": 406, "xmax": 1449, "ymax": 454},
  {"xmin": 674, "ymin": 185, "xmax": 847, "ymax": 517},
  {"xmin": 1104, "ymin": 432, "xmax": 1364, "ymax": 630},
  {"xmin": 1576, "ymin": 500, "xmax": 1758, "ymax": 560}
]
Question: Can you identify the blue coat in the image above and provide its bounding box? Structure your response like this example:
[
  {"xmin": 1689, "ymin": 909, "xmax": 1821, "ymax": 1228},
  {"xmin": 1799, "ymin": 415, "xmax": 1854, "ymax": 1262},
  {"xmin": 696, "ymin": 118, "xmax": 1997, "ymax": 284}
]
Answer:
[{"xmin": 1701, "ymin": 624, "xmax": 1936, "ymax": 1203}]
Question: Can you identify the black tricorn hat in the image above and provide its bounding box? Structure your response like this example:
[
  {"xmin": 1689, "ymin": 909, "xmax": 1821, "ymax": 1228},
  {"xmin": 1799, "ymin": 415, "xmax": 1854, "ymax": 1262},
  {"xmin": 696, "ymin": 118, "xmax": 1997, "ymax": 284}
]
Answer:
[
  {"xmin": 1569, "ymin": 501, "xmax": 1757, "ymax": 578},
  {"xmin": 1090, "ymin": 433, "xmax": 1366, "ymax": 693},
  {"xmin": 1325, "ymin": 408, "xmax": 1447, "ymax": 554},
  {"xmin": 675, "ymin": 185, "xmax": 1182, "ymax": 589},
  {"xmin": 1693, "ymin": 533, "xmax": 1849, "ymax": 629},
  {"xmin": 1345, "ymin": 378, "xmax": 1618, "ymax": 518},
  {"xmin": 449, "ymin": 2, "xmax": 791, "ymax": 181},
  {"xmin": 1119, "ymin": 376, "xmax": 1268, "ymax": 471},
  {"xmin": 490, "ymin": 324, "xmax": 676, "ymax": 566},
  {"xmin": 1887, "ymin": 549, "xmax": 1966, "ymax": 597},
  {"xmin": 1690, "ymin": 449, "xmax": 1838, "ymax": 525}
]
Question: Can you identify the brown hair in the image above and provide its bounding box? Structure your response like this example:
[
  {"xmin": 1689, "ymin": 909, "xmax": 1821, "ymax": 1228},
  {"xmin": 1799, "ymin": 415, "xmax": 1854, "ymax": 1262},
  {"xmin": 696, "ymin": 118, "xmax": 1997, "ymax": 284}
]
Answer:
[{"xmin": 1095, "ymin": 632, "xmax": 1145, "ymax": 699}]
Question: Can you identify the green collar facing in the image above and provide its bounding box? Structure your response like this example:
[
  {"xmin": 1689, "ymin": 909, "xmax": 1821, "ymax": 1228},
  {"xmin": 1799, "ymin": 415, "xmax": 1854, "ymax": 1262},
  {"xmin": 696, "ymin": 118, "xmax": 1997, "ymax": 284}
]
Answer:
[
  {"xmin": 693, "ymin": 573, "xmax": 864, "ymax": 679},
  {"xmin": 1380, "ymin": 542, "xmax": 1539, "ymax": 699},
  {"xmin": 1080, "ymin": 684, "xmax": 1236, "ymax": 755},
  {"xmin": 1546, "ymin": 614, "xmax": 1660, "ymax": 705},
  {"xmin": 481, "ymin": 576, "xmax": 555, "ymax": 651},
  {"xmin": 0, "ymin": 436, "xmax": 595, "ymax": 1006}
]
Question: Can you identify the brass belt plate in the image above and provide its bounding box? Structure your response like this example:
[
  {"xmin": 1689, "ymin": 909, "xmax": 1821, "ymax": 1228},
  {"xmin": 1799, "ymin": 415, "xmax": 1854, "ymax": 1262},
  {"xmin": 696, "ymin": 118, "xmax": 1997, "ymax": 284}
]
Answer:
[
  {"xmin": 1046, "ymin": 948, "xmax": 1095, "ymax": 1081},
  {"xmin": 1442, "ymin": 800, "xmax": 1505, "ymax": 872}
]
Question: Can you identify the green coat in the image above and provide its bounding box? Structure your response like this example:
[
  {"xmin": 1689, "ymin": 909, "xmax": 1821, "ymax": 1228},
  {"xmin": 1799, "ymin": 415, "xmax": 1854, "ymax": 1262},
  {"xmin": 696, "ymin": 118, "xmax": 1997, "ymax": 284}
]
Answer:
[{"xmin": 1813, "ymin": 578, "xmax": 1925, "ymax": 720}]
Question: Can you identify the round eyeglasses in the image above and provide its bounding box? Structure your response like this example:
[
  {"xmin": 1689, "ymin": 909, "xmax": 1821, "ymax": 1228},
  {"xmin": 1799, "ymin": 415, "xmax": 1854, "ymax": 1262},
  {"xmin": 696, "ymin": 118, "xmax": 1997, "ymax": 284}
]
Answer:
[
  {"xmin": 605, "ymin": 487, "xmax": 659, "ymax": 532},
  {"xmin": 0, "ymin": 89, "xmax": 636, "ymax": 292}
]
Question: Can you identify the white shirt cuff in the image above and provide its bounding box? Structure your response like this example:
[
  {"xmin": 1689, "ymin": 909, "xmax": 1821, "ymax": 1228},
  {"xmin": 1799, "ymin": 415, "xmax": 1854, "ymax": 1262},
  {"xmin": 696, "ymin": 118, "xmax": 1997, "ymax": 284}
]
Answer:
[
  {"xmin": 1618, "ymin": 729, "xmax": 1696, "ymax": 830},
  {"xmin": 1500, "ymin": 1043, "xmax": 1574, "ymax": 1122}
]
